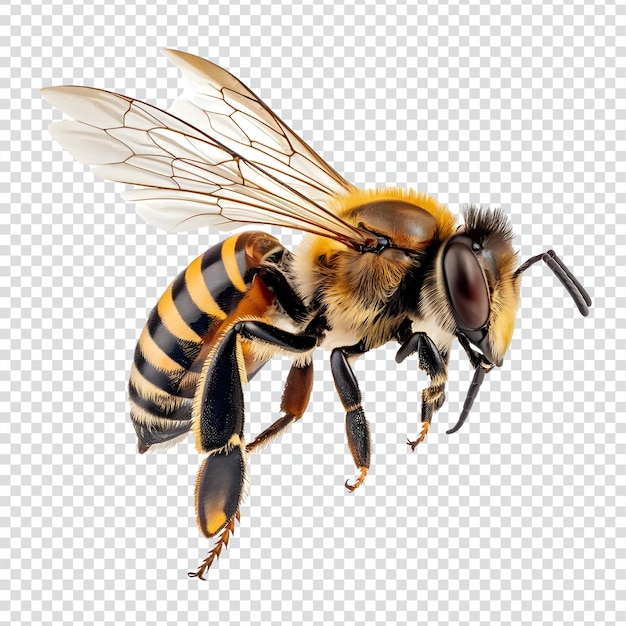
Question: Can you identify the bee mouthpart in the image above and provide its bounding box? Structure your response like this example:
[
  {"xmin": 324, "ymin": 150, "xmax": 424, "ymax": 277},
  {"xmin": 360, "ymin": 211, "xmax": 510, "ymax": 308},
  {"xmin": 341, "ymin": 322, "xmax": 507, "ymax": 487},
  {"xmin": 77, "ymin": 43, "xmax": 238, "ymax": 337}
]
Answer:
[
  {"xmin": 460, "ymin": 328, "xmax": 501, "ymax": 368},
  {"xmin": 475, "ymin": 346, "xmax": 502, "ymax": 369},
  {"xmin": 446, "ymin": 363, "xmax": 488, "ymax": 435}
]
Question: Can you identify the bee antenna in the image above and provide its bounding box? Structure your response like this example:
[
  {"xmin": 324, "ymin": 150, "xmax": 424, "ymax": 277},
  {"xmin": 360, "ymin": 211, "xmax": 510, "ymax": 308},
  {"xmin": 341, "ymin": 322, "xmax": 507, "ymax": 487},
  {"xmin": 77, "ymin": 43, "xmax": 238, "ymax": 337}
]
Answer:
[
  {"xmin": 513, "ymin": 250, "xmax": 591, "ymax": 317},
  {"xmin": 446, "ymin": 364, "xmax": 487, "ymax": 435}
]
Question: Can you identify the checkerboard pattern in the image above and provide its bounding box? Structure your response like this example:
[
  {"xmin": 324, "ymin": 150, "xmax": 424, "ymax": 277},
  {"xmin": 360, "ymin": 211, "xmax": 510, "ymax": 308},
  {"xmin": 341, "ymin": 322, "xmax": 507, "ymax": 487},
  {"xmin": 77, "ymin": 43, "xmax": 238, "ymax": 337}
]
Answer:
[{"xmin": 3, "ymin": 0, "xmax": 624, "ymax": 624}]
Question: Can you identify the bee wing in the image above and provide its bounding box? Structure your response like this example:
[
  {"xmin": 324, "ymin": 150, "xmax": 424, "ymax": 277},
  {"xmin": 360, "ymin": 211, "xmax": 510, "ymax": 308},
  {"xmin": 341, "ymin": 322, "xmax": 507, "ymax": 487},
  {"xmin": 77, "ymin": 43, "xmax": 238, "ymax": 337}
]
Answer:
[
  {"xmin": 161, "ymin": 48, "xmax": 353, "ymax": 206},
  {"xmin": 41, "ymin": 54, "xmax": 371, "ymax": 249}
]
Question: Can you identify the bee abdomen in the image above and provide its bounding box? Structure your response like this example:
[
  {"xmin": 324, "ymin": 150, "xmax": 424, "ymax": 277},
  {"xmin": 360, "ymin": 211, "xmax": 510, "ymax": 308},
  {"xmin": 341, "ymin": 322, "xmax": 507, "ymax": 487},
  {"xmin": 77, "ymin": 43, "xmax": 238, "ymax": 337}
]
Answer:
[{"xmin": 129, "ymin": 232, "xmax": 284, "ymax": 453}]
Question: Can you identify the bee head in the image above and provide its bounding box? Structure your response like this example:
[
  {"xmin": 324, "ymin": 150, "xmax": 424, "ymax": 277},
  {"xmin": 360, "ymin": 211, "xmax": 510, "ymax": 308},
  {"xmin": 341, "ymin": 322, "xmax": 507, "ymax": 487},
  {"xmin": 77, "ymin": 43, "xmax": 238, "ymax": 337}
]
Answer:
[{"xmin": 442, "ymin": 206, "xmax": 520, "ymax": 366}]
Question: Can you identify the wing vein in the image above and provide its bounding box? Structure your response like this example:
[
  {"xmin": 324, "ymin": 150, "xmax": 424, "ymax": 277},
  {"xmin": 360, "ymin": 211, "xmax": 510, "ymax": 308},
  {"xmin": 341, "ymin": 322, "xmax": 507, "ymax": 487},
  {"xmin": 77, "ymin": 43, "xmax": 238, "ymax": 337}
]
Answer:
[{"xmin": 41, "ymin": 50, "xmax": 370, "ymax": 248}]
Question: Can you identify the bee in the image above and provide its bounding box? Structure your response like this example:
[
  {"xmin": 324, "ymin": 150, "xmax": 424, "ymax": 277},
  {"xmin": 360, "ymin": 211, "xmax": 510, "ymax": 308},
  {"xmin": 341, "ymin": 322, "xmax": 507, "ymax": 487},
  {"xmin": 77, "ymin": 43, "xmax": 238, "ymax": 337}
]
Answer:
[{"xmin": 41, "ymin": 49, "xmax": 591, "ymax": 579}]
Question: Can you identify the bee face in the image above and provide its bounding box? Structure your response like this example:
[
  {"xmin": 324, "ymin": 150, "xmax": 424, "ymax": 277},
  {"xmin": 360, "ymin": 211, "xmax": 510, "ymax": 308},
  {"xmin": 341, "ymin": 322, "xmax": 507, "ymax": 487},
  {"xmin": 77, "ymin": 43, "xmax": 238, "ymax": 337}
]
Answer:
[{"xmin": 442, "ymin": 206, "xmax": 520, "ymax": 366}]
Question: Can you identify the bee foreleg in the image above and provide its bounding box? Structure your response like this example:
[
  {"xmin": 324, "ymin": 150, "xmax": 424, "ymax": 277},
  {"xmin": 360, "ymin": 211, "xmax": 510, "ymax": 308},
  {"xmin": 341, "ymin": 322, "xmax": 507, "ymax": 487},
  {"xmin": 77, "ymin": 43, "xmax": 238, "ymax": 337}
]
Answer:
[
  {"xmin": 330, "ymin": 343, "xmax": 371, "ymax": 492},
  {"xmin": 246, "ymin": 361, "xmax": 314, "ymax": 453},
  {"xmin": 396, "ymin": 332, "xmax": 449, "ymax": 450},
  {"xmin": 395, "ymin": 331, "xmax": 445, "ymax": 375},
  {"xmin": 406, "ymin": 380, "xmax": 447, "ymax": 450}
]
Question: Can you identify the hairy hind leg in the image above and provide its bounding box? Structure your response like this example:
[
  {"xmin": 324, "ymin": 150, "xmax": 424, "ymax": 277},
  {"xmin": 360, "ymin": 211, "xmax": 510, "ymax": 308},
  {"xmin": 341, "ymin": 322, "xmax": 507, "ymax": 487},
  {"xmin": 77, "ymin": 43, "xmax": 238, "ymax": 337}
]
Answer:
[
  {"xmin": 190, "ymin": 360, "xmax": 313, "ymax": 581},
  {"xmin": 191, "ymin": 320, "xmax": 316, "ymax": 578}
]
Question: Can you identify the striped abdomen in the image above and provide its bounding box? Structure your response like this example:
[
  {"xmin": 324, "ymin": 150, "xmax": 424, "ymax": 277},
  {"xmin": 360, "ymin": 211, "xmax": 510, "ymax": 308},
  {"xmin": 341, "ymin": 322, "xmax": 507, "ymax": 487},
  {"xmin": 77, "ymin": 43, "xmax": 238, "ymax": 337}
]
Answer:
[{"xmin": 129, "ymin": 231, "xmax": 284, "ymax": 453}]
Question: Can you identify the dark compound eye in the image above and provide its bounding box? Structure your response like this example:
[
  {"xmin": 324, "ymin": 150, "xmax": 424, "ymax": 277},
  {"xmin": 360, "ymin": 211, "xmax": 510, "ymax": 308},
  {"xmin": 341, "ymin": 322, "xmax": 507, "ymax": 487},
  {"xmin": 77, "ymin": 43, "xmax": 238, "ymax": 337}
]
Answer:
[{"xmin": 443, "ymin": 240, "xmax": 490, "ymax": 330}]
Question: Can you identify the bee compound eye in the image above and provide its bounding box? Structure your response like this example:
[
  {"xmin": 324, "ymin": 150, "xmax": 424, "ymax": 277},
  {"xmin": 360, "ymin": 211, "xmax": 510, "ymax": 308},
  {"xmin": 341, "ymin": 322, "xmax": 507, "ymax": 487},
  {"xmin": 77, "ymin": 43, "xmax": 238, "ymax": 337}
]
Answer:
[{"xmin": 443, "ymin": 240, "xmax": 490, "ymax": 330}]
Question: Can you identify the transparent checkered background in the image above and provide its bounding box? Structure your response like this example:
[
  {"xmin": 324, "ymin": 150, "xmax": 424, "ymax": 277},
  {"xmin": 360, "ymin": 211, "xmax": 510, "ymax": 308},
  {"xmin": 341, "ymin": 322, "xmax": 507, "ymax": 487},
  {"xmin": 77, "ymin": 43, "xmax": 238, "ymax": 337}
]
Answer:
[{"xmin": 2, "ymin": 0, "xmax": 624, "ymax": 624}]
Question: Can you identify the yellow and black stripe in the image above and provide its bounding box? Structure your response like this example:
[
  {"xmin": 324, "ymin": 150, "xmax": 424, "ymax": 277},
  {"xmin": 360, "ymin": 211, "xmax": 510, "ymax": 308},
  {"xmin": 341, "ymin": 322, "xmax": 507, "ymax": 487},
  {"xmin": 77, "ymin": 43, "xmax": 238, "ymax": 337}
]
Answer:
[{"xmin": 129, "ymin": 231, "xmax": 284, "ymax": 453}]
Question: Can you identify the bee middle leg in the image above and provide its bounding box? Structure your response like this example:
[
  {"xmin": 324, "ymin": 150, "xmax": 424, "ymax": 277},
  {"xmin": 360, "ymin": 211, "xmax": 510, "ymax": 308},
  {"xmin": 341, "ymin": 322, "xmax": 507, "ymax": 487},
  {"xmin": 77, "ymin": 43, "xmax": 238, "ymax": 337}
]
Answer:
[
  {"xmin": 246, "ymin": 360, "xmax": 314, "ymax": 453},
  {"xmin": 330, "ymin": 341, "xmax": 371, "ymax": 492},
  {"xmin": 395, "ymin": 331, "xmax": 448, "ymax": 450}
]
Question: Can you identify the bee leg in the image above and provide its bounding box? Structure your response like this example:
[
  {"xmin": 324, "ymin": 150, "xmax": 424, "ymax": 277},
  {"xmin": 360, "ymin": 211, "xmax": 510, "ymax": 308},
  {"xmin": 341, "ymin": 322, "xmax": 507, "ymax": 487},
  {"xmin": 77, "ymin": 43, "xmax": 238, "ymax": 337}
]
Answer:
[
  {"xmin": 192, "ymin": 327, "xmax": 249, "ymax": 553},
  {"xmin": 194, "ymin": 320, "xmax": 317, "ymax": 456},
  {"xmin": 396, "ymin": 332, "xmax": 448, "ymax": 450},
  {"xmin": 189, "ymin": 509, "xmax": 240, "ymax": 580},
  {"xmin": 407, "ymin": 381, "xmax": 447, "ymax": 450},
  {"xmin": 246, "ymin": 361, "xmax": 314, "ymax": 453},
  {"xmin": 192, "ymin": 322, "xmax": 317, "ymax": 577},
  {"xmin": 330, "ymin": 342, "xmax": 371, "ymax": 492}
]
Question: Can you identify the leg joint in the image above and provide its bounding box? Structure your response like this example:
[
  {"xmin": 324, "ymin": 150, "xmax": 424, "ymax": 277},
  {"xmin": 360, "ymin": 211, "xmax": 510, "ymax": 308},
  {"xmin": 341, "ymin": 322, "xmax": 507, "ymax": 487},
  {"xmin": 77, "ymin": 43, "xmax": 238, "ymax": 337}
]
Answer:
[{"xmin": 234, "ymin": 320, "xmax": 317, "ymax": 353}]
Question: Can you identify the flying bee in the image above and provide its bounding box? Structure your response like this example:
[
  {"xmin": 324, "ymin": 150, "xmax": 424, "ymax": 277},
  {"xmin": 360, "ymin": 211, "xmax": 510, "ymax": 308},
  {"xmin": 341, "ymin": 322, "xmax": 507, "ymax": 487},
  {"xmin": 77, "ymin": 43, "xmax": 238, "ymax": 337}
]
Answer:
[{"xmin": 41, "ymin": 49, "xmax": 591, "ymax": 579}]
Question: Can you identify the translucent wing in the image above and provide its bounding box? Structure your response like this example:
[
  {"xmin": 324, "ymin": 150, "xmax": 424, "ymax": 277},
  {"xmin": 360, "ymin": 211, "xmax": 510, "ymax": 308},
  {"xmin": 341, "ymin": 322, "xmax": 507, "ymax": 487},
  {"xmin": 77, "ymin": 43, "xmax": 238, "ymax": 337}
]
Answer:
[
  {"xmin": 41, "ymin": 53, "xmax": 371, "ymax": 248},
  {"xmin": 161, "ymin": 48, "xmax": 353, "ymax": 206}
]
